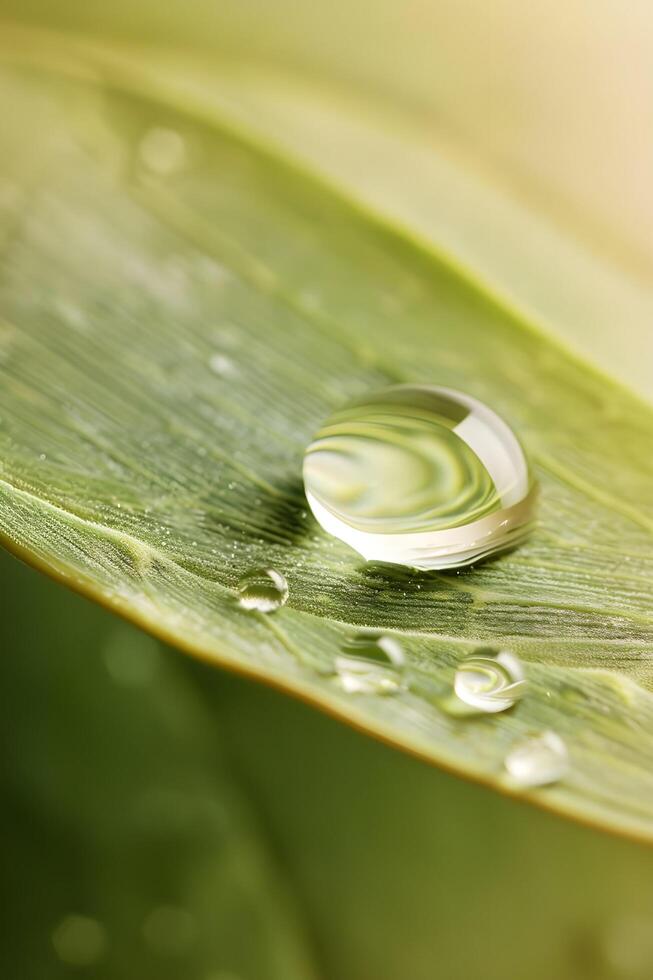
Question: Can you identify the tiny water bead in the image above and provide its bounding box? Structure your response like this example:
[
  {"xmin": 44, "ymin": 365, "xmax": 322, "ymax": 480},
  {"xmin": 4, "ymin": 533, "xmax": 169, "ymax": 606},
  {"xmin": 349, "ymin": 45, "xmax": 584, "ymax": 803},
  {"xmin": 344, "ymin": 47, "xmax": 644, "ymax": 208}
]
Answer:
[
  {"xmin": 335, "ymin": 631, "xmax": 406, "ymax": 695},
  {"xmin": 237, "ymin": 568, "xmax": 288, "ymax": 613},
  {"xmin": 454, "ymin": 649, "xmax": 525, "ymax": 713},
  {"xmin": 504, "ymin": 730, "xmax": 569, "ymax": 787},
  {"xmin": 303, "ymin": 384, "xmax": 536, "ymax": 569}
]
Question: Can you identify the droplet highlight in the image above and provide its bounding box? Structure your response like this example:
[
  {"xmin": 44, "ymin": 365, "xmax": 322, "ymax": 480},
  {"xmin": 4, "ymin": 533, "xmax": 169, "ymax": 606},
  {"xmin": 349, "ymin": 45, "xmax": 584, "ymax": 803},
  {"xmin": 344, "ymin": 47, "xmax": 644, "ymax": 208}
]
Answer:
[
  {"xmin": 237, "ymin": 567, "xmax": 289, "ymax": 613},
  {"xmin": 335, "ymin": 631, "xmax": 405, "ymax": 694},
  {"xmin": 303, "ymin": 384, "xmax": 535, "ymax": 569},
  {"xmin": 504, "ymin": 731, "xmax": 568, "ymax": 787},
  {"xmin": 454, "ymin": 649, "xmax": 525, "ymax": 713}
]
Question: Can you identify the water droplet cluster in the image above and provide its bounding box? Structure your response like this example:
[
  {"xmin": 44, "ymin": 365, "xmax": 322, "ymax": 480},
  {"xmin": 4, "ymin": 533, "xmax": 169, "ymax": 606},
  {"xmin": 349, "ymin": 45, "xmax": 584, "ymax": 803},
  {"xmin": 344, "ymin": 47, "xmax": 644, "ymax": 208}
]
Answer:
[{"xmin": 234, "ymin": 552, "xmax": 567, "ymax": 784}]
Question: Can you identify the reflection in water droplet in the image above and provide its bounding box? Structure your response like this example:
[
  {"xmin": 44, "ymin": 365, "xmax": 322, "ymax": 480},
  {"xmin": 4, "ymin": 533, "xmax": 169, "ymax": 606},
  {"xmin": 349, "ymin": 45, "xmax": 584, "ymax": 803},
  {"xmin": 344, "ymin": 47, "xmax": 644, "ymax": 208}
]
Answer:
[
  {"xmin": 454, "ymin": 649, "xmax": 525, "ymax": 713},
  {"xmin": 303, "ymin": 384, "xmax": 535, "ymax": 569},
  {"xmin": 237, "ymin": 568, "xmax": 289, "ymax": 612},
  {"xmin": 52, "ymin": 915, "xmax": 107, "ymax": 966},
  {"xmin": 335, "ymin": 632, "xmax": 405, "ymax": 694},
  {"xmin": 504, "ymin": 731, "xmax": 568, "ymax": 787},
  {"xmin": 142, "ymin": 906, "xmax": 196, "ymax": 956},
  {"xmin": 139, "ymin": 127, "xmax": 187, "ymax": 176}
]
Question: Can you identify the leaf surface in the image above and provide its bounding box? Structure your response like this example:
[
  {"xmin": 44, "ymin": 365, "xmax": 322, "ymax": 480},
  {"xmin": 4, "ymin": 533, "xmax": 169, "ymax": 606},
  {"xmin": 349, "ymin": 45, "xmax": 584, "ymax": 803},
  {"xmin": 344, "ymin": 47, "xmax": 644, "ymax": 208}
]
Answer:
[{"xmin": 0, "ymin": 43, "xmax": 652, "ymax": 838}]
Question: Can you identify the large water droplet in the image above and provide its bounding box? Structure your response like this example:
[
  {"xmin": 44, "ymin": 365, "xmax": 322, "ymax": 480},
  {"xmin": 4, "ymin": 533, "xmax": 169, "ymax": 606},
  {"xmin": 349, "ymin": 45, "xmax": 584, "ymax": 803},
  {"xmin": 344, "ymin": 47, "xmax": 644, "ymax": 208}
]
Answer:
[
  {"xmin": 454, "ymin": 649, "xmax": 525, "ymax": 713},
  {"xmin": 303, "ymin": 384, "xmax": 535, "ymax": 569},
  {"xmin": 237, "ymin": 567, "xmax": 288, "ymax": 612},
  {"xmin": 504, "ymin": 731, "xmax": 568, "ymax": 787},
  {"xmin": 335, "ymin": 631, "xmax": 405, "ymax": 694}
]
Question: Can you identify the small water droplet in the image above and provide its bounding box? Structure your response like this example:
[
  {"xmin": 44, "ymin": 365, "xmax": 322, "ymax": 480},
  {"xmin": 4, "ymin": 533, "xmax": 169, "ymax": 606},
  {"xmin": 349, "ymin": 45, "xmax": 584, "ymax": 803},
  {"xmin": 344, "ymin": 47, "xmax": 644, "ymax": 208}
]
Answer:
[
  {"xmin": 142, "ymin": 906, "xmax": 196, "ymax": 956},
  {"xmin": 504, "ymin": 731, "xmax": 568, "ymax": 787},
  {"xmin": 303, "ymin": 384, "xmax": 536, "ymax": 569},
  {"xmin": 454, "ymin": 649, "xmax": 525, "ymax": 713},
  {"xmin": 52, "ymin": 915, "xmax": 107, "ymax": 966},
  {"xmin": 139, "ymin": 127, "xmax": 187, "ymax": 176},
  {"xmin": 38, "ymin": 452, "xmax": 46, "ymax": 461},
  {"xmin": 237, "ymin": 568, "xmax": 289, "ymax": 612},
  {"xmin": 335, "ymin": 631, "xmax": 405, "ymax": 695}
]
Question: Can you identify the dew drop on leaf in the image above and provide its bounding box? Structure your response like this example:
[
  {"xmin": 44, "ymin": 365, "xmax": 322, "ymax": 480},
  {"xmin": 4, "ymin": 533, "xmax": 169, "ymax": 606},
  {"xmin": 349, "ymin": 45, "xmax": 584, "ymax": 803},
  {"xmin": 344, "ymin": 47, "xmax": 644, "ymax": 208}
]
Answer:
[
  {"xmin": 454, "ymin": 649, "xmax": 526, "ymax": 713},
  {"xmin": 335, "ymin": 631, "xmax": 405, "ymax": 695},
  {"xmin": 504, "ymin": 731, "xmax": 569, "ymax": 787},
  {"xmin": 237, "ymin": 567, "xmax": 289, "ymax": 613},
  {"xmin": 303, "ymin": 384, "xmax": 536, "ymax": 569}
]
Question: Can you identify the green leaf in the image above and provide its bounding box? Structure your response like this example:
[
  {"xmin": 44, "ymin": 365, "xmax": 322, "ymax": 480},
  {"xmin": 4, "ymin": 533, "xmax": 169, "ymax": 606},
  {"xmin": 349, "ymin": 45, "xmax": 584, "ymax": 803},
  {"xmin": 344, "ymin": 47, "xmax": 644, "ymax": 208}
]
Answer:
[
  {"xmin": 0, "ymin": 550, "xmax": 319, "ymax": 980},
  {"xmin": 0, "ymin": 39, "xmax": 652, "ymax": 839}
]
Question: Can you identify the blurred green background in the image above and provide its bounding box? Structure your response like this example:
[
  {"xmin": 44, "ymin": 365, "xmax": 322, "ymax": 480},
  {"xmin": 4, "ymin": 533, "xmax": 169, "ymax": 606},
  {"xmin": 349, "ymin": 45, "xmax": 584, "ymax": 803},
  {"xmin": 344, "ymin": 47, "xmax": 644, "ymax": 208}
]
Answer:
[
  {"xmin": 1, "ymin": 2, "xmax": 653, "ymax": 977},
  {"xmin": 3, "ymin": 547, "xmax": 653, "ymax": 980}
]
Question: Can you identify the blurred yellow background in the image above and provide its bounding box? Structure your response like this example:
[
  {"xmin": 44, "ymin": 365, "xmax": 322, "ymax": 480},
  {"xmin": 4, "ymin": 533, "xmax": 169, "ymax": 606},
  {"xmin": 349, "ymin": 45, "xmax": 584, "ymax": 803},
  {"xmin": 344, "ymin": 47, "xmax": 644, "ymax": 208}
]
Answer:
[{"xmin": 3, "ymin": 0, "xmax": 653, "ymax": 396}]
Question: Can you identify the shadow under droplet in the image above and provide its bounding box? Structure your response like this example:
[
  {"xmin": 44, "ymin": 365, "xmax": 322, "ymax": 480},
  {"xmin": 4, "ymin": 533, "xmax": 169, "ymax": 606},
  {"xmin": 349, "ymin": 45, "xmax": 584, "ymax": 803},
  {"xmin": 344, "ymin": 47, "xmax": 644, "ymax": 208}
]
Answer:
[
  {"xmin": 360, "ymin": 562, "xmax": 468, "ymax": 597},
  {"xmin": 249, "ymin": 474, "xmax": 316, "ymax": 548}
]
